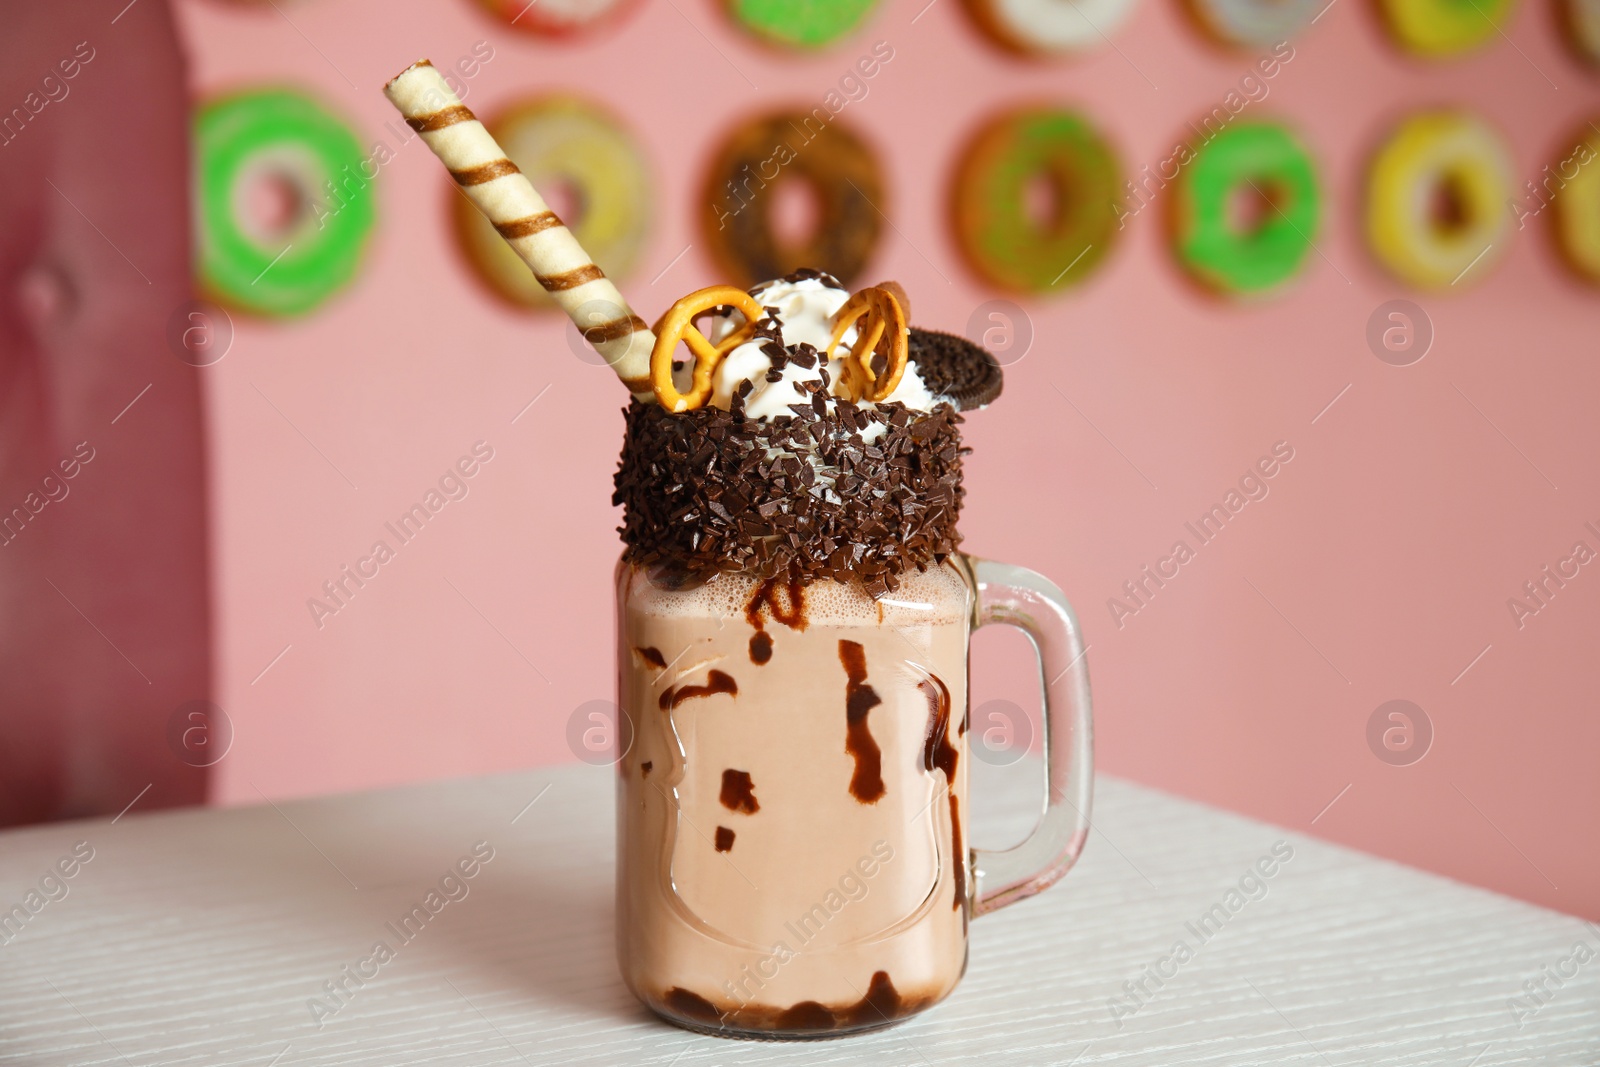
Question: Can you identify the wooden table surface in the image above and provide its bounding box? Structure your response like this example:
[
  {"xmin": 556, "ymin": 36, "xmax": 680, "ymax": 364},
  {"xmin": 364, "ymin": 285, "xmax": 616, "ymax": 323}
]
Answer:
[{"xmin": 1, "ymin": 758, "xmax": 1595, "ymax": 1066}]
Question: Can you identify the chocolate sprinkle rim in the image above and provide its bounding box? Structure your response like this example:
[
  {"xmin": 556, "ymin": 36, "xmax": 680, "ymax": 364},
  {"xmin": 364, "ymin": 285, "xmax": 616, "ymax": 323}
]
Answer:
[{"xmin": 613, "ymin": 393, "xmax": 967, "ymax": 595}]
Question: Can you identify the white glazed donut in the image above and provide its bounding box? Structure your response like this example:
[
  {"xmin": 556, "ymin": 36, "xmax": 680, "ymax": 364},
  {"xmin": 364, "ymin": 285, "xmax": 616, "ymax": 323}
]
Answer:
[
  {"xmin": 964, "ymin": 0, "xmax": 1141, "ymax": 54},
  {"xmin": 1188, "ymin": 0, "xmax": 1321, "ymax": 47},
  {"xmin": 475, "ymin": 0, "xmax": 640, "ymax": 36}
]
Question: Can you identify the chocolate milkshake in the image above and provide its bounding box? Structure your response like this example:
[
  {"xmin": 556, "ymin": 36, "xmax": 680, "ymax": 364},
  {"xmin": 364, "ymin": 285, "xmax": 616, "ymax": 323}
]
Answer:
[
  {"xmin": 616, "ymin": 563, "xmax": 971, "ymax": 1035},
  {"xmin": 383, "ymin": 60, "xmax": 1095, "ymax": 1044},
  {"xmin": 612, "ymin": 272, "xmax": 1002, "ymax": 1036}
]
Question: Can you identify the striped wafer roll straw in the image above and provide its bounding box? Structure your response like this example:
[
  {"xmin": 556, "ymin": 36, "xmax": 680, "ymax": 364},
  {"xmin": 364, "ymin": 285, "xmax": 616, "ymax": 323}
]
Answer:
[{"xmin": 384, "ymin": 60, "xmax": 656, "ymax": 401}]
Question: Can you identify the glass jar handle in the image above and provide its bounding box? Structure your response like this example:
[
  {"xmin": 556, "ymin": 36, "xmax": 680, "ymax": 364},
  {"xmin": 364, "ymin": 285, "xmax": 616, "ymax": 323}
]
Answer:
[{"xmin": 964, "ymin": 555, "xmax": 1095, "ymax": 916}]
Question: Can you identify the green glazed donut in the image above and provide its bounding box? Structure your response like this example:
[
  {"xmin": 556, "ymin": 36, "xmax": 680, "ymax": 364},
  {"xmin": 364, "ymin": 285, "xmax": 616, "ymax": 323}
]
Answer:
[
  {"xmin": 196, "ymin": 89, "xmax": 374, "ymax": 317},
  {"xmin": 1172, "ymin": 121, "xmax": 1319, "ymax": 296},
  {"xmin": 729, "ymin": 0, "xmax": 880, "ymax": 48},
  {"xmin": 951, "ymin": 107, "xmax": 1122, "ymax": 293}
]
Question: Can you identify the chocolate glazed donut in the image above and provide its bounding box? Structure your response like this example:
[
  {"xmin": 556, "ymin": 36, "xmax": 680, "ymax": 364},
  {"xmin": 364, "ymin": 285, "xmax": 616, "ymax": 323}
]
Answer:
[{"xmin": 700, "ymin": 111, "xmax": 885, "ymax": 287}]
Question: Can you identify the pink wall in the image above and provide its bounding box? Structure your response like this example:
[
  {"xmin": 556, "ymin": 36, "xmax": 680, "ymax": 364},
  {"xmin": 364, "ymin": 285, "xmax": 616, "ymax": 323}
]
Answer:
[{"xmin": 172, "ymin": 0, "xmax": 1599, "ymax": 919}]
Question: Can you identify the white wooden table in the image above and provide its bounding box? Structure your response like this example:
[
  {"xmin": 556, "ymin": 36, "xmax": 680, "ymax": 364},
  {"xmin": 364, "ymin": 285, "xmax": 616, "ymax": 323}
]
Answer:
[{"xmin": 1, "ymin": 759, "xmax": 1595, "ymax": 1066}]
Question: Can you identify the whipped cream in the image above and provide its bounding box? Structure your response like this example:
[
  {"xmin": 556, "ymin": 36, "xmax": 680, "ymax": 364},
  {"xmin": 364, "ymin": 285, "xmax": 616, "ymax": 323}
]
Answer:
[{"xmin": 704, "ymin": 278, "xmax": 943, "ymax": 421}]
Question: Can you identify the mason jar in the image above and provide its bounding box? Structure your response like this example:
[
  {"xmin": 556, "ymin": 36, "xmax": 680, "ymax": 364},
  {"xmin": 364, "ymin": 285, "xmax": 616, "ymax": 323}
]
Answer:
[{"xmin": 614, "ymin": 553, "xmax": 1093, "ymax": 1038}]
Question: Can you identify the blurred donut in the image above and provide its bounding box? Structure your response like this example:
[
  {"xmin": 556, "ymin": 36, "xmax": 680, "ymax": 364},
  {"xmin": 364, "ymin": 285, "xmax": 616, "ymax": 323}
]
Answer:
[
  {"xmin": 1552, "ymin": 123, "xmax": 1600, "ymax": 284},
  {"xmin": 728, "ymin": 0, "xmax": 881, "ymax": 48},
  {"xmin": 700, "ymin": 111, "xmax": 884, "ymax": 288},
  {"xmin": 1185, "ymin": 0, "xmax": 1320, "ymax": 47},
  {"xmin": 1560, "ymin": 0, "xmax": 1600, "ymax": 63},
  {"xmin": 473, "ymin": 0, "xmax": 641, "ymax": 36},
  {"xmin": 453, "ymin": 96, "xmax": 651, "ymax": 310},
  {"xmin": 1366, "ymin": 111, "xmax": 1511, "ymax": 290},
  {"xmin": 195, "ymin": 88, "xmax": 374, "ymax": 317},
  {"xmin": 1171, "ymin": 121, "xmax": 1320, "ymax": 296},
  {"xmin": 1377, "ymin": 0, "xmax": 1515, "ymax": 56},
  {"xmin": 950, "ymin": 106, "xmax": 1121, "ymax": 292},
  {"xmin": 962, "ymin": 0, "xmax": 1140, "ymax": 54}
]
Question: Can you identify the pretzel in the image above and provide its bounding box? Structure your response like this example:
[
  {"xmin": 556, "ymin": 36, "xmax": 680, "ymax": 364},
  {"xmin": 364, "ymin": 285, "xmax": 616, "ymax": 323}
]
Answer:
[
  {"xmin": 651, "ymin": 286, "xmax": 767, "ymax": 412},
  {"xmin": 874, "ymin": 279, "xmax": 911, "ymax": 323},
  {"xmin": 827, "ymin": 286, "xmax": 910, "ymax": 403}
]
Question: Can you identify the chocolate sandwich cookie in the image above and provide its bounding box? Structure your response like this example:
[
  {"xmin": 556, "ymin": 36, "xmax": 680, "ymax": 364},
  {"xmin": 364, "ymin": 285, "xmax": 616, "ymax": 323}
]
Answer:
[{"xmin": 908, "ymin": 329, "xmax": 1003, "ymax": 411}]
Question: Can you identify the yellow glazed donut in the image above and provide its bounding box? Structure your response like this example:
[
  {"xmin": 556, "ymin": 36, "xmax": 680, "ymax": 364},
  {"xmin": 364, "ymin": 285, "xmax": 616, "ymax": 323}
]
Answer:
[
  {"xmin": 1366, "ymin": 111, "xmax": 1512, "ymax": 290},
  {"xmin": 1377, "ymin": 0, "xmax": 1516, "ymax": 56},
  {"xmin": 453, "ymin": 96, "xmax": 651, "ymax": 310},
  {"xmin": 1552, "ymin": 124, "xmax": 1600, "ymax": 284}
]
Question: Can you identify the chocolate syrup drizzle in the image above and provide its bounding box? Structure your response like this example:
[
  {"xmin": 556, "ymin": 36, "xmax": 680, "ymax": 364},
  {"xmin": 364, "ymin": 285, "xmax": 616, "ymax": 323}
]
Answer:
[
  {"xmin": 658, "ymin": 670, "xmax": 738, "ymax": 711},
  {"xmin": 839, "ymin": 640, "xmax": 885, "ymax": 804},
  {"xmin": 919, "ymin": 673, "xmax": 964, "ymax": 912},
  {"xmin": 743, "ymin": 576, "xmax": 807, "ymax": 667},
  {"xmin": 661, "ymin": 969, "xmax": 916, "ymax": 1035},
  {"xmin": 719, "ymin": 769, "xmax": 759, "ymax": 814},
  {"xmin": 745, "ymin": 576, "xmax": 808, "ymax": 631}
]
